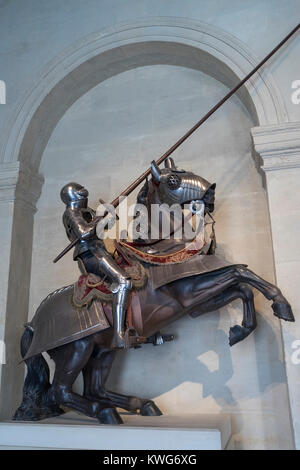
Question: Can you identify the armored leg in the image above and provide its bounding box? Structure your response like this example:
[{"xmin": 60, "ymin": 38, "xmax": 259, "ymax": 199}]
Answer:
[
  {"xmin": 111, "ymin": 276, "xmax": 132, "ymax": 348},
  {"xmin": 84, "ymin": 248, "xmax": 136, "ymax": 348}
]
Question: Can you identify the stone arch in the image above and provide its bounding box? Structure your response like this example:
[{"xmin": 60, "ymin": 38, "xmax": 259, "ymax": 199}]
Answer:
[{"xmin": 1, "ymin": 17, "xmax": 287, "ymax": 170}]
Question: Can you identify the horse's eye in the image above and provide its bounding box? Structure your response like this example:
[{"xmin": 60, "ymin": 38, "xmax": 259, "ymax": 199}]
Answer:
[{"xmin": 167, "ymin": 174, "xmax": 181, "ymax": 190}]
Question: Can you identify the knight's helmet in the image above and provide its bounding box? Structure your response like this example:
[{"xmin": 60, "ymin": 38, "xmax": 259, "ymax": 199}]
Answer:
[
  {"xmin": 60, "ymin": 182, "xmax": 89, "ymax": 209},
  {"xmin": 151, "ymin": 158, "xmax": 216, "ymax": 213}
]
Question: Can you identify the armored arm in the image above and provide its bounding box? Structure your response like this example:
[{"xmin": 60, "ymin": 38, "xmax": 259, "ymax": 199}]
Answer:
[{"xmin": 63, "ymin": 208, "xmax": 95, "ymax": 240}]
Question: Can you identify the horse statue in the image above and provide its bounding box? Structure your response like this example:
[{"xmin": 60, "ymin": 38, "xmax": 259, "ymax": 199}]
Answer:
[{"xmin": 14, "ymin": 158, "xmax": 294, "ymax": 425}]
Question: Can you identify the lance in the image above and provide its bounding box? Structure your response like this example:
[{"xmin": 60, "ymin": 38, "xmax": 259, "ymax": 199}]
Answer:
[{"xmin": 53, "ymin": 23, "xmax": 299, "ymax": 263}]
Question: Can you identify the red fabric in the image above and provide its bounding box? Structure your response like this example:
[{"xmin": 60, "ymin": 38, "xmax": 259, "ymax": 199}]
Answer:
[
  {"xmin": 118, "ymin": 239, "xmax": 205, "ymax": 265},
  {"xmin": 77, "ymin": 274, "xmax": 111, "ymax": 298}
]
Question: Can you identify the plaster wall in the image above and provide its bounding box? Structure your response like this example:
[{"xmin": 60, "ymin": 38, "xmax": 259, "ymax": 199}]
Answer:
[{"xmin": 0, "ymin": 0, "xmax": 299, "ymax": 135}]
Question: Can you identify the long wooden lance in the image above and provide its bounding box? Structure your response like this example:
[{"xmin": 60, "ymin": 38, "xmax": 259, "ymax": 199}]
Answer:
[{"xmin": 53, "ymin": 23, "xmax": 300, "ymax": 263}]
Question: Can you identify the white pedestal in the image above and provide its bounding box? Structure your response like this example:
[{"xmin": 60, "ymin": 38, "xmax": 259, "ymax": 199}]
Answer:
[{"xmin": 0, "ymin": 412, "xmax": 232, "ymax": 450}]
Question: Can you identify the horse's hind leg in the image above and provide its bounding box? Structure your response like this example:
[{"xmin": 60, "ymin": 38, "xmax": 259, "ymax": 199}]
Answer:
[
  {"xmin": 83, "ymin": 349, "xmax": 162, "ymax": 416},
  {"xmin": 233, "ymin": 266, "xmax": 294, "ymax": 322},
  {"xmin": 191, "ymin": 283, "xmax": 257, "ymax": 346},
  {"xmin": 49, "ymin": 338, "xmax": 123, "ymax": 424}
]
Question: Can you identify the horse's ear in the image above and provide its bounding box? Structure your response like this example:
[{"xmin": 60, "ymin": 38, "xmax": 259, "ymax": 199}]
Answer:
[
  {"xmin": 164, "ymin": 157, "xmax": 176, "ymax": 170},
  {"xmin": 151, "ymin": 161, "xmax": 161, "ymax": 183}
]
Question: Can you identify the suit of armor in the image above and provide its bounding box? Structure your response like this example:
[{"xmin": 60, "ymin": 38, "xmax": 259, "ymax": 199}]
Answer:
[{"xmin": 60, "ymin": 182, "xmax": 132, "ymax": 349}]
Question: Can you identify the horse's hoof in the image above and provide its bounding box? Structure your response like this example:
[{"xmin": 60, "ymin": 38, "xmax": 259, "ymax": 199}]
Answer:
[
  {"xmin": 229, "ymin": 325, "xmax": 252, "ymax": 346},
  {"xmin": 13, "ymin": 404, "xmax": 64, "ymax": 421},
  {"xmin": 272, "ymin": 300, "xmax": 295, "ymax": 322},
  {"xmin": 140, "ymin": 400, "xmax": 162, "ymax": 416},
  {"xmin": 98, "ymin": 407, "xmax": 123, "ymax": 425}
]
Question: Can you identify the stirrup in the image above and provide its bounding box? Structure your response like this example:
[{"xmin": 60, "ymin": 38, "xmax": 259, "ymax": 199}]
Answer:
[
  {"xmin": 124, "ymin": 327, "xmax": 147, "ymax": 348},
  {"xmin": 146, "ymin": 332, "xmax": 175, "ymax": 345}
]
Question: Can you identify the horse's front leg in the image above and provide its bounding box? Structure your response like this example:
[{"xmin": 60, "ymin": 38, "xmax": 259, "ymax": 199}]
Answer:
[
  {"xmin": 82, "ymin": 349, "xmax": 162, "ymax": 416},
  {"xmin": 190, "ymin": 283, "xmax": 257, "ymax": 346},
  {"xmin": 233, "ymin": 266, "xmax": 294, "ymax": 322}
]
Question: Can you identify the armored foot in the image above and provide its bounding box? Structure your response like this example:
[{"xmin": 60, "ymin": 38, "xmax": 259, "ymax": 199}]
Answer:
[
  {"xmin": 111, "ymin": 331, "xmax": 126, "ymax": 349},
  {"xmin": 111, "ymin": 328, "xmax": 147, "ymax": 349}
]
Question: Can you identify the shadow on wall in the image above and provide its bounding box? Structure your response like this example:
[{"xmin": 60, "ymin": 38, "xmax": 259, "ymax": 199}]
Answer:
[{"xmin": 106, "ymin": 305, "xmax": 286, "ymax": 408}]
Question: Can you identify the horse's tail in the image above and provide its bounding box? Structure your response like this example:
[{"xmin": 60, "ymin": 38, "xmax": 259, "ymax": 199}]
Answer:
[{"xmin": 13, "ymin": 326, "xmax": 64, "ymax": 421}]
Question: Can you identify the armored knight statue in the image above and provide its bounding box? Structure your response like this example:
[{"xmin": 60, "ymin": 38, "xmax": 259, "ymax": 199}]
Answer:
[
  {"xmin": 60, "ymin": 182, "xmax": 141, "ymax": 349},
  {"xmin": 14, "ymin": 160, "xmax": 295, "ymax": 425}
]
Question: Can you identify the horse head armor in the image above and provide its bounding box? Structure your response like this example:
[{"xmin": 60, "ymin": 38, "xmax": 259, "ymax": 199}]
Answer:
[{"xmin": 150, "ymin": 158, "xmax": 216, "ymax": 213}]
